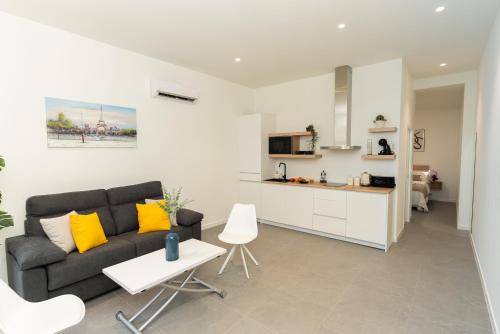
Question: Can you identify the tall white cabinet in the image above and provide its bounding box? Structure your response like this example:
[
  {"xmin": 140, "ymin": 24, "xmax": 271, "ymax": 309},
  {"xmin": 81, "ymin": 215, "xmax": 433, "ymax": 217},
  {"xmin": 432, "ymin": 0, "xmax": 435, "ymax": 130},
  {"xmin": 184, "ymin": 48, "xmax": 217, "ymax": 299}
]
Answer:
[{"xmin": 238, "ymin": 114, "xmax": 275, "ymax": 214}]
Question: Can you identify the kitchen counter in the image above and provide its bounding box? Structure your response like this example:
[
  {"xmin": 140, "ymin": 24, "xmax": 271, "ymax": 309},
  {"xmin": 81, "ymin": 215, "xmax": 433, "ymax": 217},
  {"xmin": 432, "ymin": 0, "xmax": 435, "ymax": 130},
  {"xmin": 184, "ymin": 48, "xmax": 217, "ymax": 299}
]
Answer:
[{"xmin": 261, "ymin": 180, "xmax": 395, "ymax": 194}]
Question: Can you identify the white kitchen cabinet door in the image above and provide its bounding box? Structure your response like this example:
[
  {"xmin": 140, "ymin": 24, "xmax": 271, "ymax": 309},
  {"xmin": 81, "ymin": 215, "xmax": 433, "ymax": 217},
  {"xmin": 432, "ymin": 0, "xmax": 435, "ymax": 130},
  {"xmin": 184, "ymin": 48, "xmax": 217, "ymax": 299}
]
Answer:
[
  {"xmin": 261, "ymin": 183, "xmax": 286, "ymax": 223},
  {"xmin": 313, "ymin": 215, "xmax": 346, "ymax": 237},
  {"xmin": 284, "ymin": 186, "xmax": 313, "ymax": 229},
  {"xmin": 346, "ymin": 192, "xmax": 388, "ymax": 245},
  {"xmin": 238, "ymin": 114, "xmax": 261, "ymax": 174},
  {"xmin": 238, "ymin": 181, "xmax": 262, "ymax": 218}
]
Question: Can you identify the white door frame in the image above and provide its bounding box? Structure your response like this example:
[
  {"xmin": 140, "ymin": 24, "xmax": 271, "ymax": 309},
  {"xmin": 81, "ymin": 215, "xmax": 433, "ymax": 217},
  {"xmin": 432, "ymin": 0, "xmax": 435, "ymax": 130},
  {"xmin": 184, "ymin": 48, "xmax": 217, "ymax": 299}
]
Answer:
[{"xmin": 405, "ymin": 128, "xmax": 414, "ymax": 222}]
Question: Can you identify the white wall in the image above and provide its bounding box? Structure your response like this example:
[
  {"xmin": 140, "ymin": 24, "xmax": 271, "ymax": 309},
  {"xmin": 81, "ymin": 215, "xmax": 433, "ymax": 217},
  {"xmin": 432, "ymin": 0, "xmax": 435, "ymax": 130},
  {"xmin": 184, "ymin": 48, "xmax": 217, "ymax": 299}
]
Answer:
[
  {"xmin": 472, "ymin": 8, "xmax": 500, "ymax": 334},
  {"xmin": 414, "ymin": 71, "xmax": 478, "ymax": 230},
  {"xmin": 254, "ymin": 59, "xmax": 406, "ymax": 240},
  {"xmin": 0, "ymin": 13, "xmax": 253, "ymax": 277},
  {"xmin": 413, "ymin": 105, "xmax": 463, "ymax": 202}
]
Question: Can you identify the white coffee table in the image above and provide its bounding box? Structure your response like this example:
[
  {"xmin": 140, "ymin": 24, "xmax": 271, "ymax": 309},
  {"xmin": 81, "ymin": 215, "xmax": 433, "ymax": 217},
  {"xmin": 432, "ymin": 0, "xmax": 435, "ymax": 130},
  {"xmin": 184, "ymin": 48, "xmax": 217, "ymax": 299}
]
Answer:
[{"xmin": 103, "ymin": 239, "xmax": 227, "ymax": 333}]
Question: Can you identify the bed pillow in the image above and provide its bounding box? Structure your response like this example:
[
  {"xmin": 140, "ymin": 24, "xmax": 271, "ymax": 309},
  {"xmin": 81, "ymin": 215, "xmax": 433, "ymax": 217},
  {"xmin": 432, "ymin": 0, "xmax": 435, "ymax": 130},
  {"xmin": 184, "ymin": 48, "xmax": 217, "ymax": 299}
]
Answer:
[{"xmin": 414, "ymin": 171, "xmax": 431, "ymax": 183}]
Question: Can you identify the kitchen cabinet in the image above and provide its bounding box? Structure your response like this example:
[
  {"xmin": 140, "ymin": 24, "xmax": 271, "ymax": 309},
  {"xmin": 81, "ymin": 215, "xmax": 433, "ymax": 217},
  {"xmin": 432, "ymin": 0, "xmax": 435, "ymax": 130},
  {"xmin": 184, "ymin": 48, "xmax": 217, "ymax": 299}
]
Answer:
[
  {"xmin": 259, "ymin": 182, "xmax": 395, "ymax": 251},
  {"xmin": 346, "ymin": 192, "xmax": 390, "ymax": 246},
  {"xmin": 238, "ymin": 114, "xmax": 275, "ymax": 181},
  {"xmin": 260, "ymin": 183, "xmax": 313, "ymax": 229},
  {"xmin": 238, "ymin": 181, "xmax": 262, "ymax": 218},
  {"xmin": 284, "ymin": 186, "xmax": 313, "ymax": 229}
]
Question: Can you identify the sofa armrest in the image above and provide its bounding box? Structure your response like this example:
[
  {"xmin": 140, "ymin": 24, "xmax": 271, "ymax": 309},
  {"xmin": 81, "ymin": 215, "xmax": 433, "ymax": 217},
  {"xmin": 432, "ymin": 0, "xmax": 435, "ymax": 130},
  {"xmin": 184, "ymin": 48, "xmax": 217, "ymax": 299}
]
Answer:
[
  {"xmin": 177, "ymin": 208, "xmax": 203, "ymax": 227},
  {"xmin": 6, "ymin": 235, "xmax": 66, "ymax": 270}
]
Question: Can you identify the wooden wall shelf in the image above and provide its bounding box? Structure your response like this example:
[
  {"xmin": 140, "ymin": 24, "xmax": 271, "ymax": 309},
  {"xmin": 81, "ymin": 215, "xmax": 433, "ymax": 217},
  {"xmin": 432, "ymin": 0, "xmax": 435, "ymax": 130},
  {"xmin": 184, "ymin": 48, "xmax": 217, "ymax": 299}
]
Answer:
[
  {"xmin": 269, "ymin": 154, "xmax": 322, "ymax": 159},
  {"xmin": 362, "ymin": 155, "xmax": 396, "ymax": 160},
  {"xmin": 269, "ymin": 131, "xmax": 312, "ymax": 137},
  {"xmin": 368, "ymin": 127, "xmax": 398, "ymax": 133}
]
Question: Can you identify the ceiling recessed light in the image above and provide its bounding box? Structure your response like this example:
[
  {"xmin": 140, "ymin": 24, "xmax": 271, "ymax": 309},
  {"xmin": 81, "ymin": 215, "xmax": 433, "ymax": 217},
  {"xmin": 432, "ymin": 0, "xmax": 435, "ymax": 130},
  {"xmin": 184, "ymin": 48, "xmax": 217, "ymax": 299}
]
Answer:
[
  {"xmin": 440, "ymin": 63, "xmax": 447, "ymax": 67},
  {"xmin": 234, "ymin": 58, "xmax": 241, "ymax": 62},
  {"xmin": 337, "ymin": 23, "xmax": 346, "ymax": 29},
  {"xmin": 435, "ymin": 6, "xmax": 445, "ymax": 13}
]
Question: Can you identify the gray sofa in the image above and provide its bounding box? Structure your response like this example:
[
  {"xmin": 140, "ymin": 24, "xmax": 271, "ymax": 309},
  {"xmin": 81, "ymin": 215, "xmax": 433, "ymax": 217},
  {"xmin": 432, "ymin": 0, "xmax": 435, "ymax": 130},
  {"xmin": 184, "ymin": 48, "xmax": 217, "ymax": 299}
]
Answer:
[{"xmin": 6, "ymin": 181, "xmax": 203, "ymax": 302}]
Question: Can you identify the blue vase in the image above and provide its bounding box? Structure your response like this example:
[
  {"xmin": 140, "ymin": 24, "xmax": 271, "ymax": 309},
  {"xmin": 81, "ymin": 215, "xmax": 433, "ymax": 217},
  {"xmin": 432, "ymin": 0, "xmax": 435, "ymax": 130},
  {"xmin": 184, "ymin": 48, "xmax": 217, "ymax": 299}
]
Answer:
[{"xmin": 165, "ymin": 232, "xmax": 179, "ymax": 261}]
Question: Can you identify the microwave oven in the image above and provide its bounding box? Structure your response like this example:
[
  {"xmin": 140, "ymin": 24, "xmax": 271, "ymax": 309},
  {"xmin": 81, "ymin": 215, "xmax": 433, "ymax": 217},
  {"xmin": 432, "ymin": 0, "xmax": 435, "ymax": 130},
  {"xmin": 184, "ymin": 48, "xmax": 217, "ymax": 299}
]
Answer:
[{"xmin": 269, "ymin": 136, "xmax": 293, "ymax": 155}]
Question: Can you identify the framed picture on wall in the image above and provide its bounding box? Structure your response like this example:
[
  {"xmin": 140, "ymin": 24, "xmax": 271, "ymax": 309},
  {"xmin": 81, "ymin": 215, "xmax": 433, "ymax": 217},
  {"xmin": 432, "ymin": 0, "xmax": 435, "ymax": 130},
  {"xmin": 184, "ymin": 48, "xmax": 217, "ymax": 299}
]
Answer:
[
  {"xmin": 45, "ymin": 97, "xmax": 137, "ymax": 148},
  {"xmin": 413, "ymin": 129, "xmax": 425, "ymax": 152}
]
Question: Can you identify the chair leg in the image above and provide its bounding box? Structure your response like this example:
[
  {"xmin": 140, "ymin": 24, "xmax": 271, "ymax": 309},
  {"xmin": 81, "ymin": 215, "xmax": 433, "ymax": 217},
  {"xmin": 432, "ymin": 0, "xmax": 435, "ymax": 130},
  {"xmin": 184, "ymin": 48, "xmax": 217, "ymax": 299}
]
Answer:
[
  {"xmin": 218, "ymin": 245, "xmax": 236, "ymax": 275},
  {"xmin": 240, "ymin": 245, "xmax": 249, "ymax": 279},
  {"xmin": 242, "ymin": 244, "xmax": 259, "ymax": 266}
]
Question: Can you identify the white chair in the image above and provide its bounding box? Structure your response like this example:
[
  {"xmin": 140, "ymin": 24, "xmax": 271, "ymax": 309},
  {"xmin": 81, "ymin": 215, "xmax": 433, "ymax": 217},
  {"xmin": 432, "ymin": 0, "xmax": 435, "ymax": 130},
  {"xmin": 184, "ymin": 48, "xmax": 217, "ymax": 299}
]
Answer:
[
  {"xmin": 218, "ymin": 203, "xmax": 259, "ymax": 279},
  {"xmin": 0, "ymin": 279, "xmax": 85, "ymax": 334}
]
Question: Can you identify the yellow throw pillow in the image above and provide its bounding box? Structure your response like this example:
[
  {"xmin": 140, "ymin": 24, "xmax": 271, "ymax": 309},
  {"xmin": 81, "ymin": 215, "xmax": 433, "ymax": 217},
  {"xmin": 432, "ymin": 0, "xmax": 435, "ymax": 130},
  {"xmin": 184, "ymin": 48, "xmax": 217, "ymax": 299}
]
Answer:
[
  {"xmin": 69, "ymin": 213, "xmax": 108, "ymax": 253},
  {"xmin": 136, "ymin": 202, "xmax": 171, "ymax": 234}
]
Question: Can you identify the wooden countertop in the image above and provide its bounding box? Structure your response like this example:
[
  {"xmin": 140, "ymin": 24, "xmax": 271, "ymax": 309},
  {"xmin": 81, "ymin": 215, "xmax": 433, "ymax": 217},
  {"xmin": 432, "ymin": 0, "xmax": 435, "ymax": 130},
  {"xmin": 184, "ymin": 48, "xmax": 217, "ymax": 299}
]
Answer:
[{"xmin": 261, "ymin": 180, "xmax": 395, "ymax": 194}]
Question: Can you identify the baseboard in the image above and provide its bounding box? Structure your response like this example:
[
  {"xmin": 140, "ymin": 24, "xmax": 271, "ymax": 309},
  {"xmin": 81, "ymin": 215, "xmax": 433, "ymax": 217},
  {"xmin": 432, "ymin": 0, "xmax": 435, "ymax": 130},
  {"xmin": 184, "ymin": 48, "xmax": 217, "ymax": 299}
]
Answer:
[
  {"xmin": 458, "ymin": 224, "xmax": 472, "ymax": 231},
  {"xmin": 201, "ymin": 219, "xmax": 226, "ymax": 230},
  {"xmin": 470, "ymin": 236, "xmax": 498, "ymax": 334}
]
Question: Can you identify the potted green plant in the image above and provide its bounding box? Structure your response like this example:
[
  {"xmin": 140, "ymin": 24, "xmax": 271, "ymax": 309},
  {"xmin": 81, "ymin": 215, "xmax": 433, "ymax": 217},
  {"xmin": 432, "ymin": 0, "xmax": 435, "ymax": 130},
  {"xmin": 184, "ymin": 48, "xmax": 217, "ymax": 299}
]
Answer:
[
  {"xmin": 0, "ymin": 155, "xmax": 14, "ymax": 230},
  {"xmin": 373, "ymin": 115, "xmax": 387, "ymax": 128},
  {"xmin": 306, "ymin": 124, "xmax": 319, "ymax": 153},
  {"xmin": 159, "ymin": 187, "xmax": 192, "ymax": 226}
]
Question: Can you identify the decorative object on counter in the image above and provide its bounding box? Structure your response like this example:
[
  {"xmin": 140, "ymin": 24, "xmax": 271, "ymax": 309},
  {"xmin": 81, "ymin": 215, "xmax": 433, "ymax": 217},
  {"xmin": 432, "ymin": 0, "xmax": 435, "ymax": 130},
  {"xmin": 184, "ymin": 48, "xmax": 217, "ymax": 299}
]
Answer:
[
  {"xmin": 366, "ymin": 139, "xmax": 373, "ymax": 155},
  {"xmin": 354, "ymin": 176, "xmax": 361, "ymax": 187},
  {"xmin": 360, "ymin": 172, "xmax": 371, "ymax": 186},
  {"xmin": 347, "ymin": 176, "xmax": 354, "ymax": 186},
  {"xmin": 159, "ymin": 187, "xmax": 193, "ymax": 226},
  {"xmin": 165, "ymin": 232, "xmax": 180, "ymax": 261},
  {"xmin": 371, "ymin": 176, "xmax": 396, "ymax": 188},
  {"xmin": 306, "ymin": 124, "xmax": 319, "ymax": 152},
  {"xmin": 413, "ymin": 129, "xmax": 425, "ymax": 152},
  {"xmin": 0, "ymin": 155, "xmax": 14, "ymax": 230},
  {"xmin": 378, "ymin": 138, "xmax": 393, "ymax": 155},
  {"xmin": 373, "ymin": 114, "xmax": 387, "ymax": 128},
  {"xmin": 320, "ymin": 170, "xmax": 327, "ymax": 183},
  {"xmin": 430, "ymin": 170, "xmax": 439, "ymax": 182}
]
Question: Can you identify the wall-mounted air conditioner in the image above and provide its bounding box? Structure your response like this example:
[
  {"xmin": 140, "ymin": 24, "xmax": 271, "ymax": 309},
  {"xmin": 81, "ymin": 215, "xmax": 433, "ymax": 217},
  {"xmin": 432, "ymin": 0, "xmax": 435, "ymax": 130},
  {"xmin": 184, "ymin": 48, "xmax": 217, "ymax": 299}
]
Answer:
[{"xmin": 150, "ymin": 79, "xmax": 198, "ymax": 102}]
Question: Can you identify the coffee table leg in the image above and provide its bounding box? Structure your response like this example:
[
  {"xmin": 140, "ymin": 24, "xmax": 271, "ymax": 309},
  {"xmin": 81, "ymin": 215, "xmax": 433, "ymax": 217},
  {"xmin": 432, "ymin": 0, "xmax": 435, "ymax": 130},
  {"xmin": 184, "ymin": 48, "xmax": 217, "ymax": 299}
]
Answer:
[{"xmin": 192, "ymin": 276, "xmax": 225, "ymax": 298}]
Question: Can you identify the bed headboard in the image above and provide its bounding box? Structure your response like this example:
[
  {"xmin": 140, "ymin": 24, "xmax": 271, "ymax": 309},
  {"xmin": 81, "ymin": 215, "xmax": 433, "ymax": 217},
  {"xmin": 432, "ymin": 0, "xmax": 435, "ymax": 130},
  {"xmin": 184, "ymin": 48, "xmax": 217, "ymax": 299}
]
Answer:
[{"xmin": 413, "ymin": 164, "xmax": 430, "ymax": 171}]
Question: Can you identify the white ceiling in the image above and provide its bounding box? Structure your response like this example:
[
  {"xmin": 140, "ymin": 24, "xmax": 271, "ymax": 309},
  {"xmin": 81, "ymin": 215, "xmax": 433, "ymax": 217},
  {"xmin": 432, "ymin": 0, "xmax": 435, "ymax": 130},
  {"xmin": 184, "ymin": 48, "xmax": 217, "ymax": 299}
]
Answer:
[
  {"xmin": 415, "ymin": 84, "xmax": 465, "ymax": 109},
  {"xmin": 1, "ymin": 0, "xmax": 499, "ymax": 87}
]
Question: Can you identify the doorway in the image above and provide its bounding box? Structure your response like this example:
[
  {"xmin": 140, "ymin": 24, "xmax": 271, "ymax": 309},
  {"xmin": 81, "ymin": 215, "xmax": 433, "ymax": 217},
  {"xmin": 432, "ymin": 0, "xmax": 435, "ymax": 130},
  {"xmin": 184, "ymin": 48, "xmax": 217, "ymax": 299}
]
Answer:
[{"xmin": 410, "ymin": 84, "xmax": 465, "ymax": 227}]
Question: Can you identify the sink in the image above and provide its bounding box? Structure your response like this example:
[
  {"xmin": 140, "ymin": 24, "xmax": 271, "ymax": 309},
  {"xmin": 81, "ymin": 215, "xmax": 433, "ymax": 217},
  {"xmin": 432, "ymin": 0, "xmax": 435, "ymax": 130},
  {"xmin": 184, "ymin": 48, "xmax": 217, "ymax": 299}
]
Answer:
[
  {"xmin": 264, "ymin": 178, "xmax": 290, "ymax": 183},
  {"xmin": 322, "ymin": 182, "xmax": 347, "ymax": 187}
]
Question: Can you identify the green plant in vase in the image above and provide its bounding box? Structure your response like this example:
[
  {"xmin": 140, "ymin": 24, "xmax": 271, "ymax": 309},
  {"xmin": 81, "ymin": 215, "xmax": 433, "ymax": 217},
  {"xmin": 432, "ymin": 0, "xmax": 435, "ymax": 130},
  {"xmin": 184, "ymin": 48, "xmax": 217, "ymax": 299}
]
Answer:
[
  {"xmin": 0, "ymin": 155, "xmax": 14, "ymax": 230},
  {"xmin": 159, "ymin": 187, "xmax": 192, "ymax": 226},
  {"xmin": 306, "ymin": 124, "xmax": 319, "ymax": 153}
]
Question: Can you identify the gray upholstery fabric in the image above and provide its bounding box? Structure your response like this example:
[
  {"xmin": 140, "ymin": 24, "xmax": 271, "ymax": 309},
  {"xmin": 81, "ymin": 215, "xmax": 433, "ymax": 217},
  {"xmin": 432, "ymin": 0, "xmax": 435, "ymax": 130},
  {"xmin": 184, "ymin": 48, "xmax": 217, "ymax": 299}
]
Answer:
[
  {"xmin": 6, "ymin": 236, "xmax": 66, "ymax": 270},
  {"xmin": 25, "ymin": 189, "xmax": 116, "ymax": 237},
  {"xmin": 177, "ymin": 208, "xmax": 204, "ymax": 227},
  {"xmin": 7, "ymin": 253, "xmax": 48, "ymax": 302},
  {"xmin": 107, "ymin": 181, "xmax": 163, "ymax": 234},
  {"xmin": 118, "ymin": 226, "xmax": 189, "ymax": 256},
  {"xmin": 49, "ymin": 274, "xmax": 119, "ymax": 301},
  {"xmin": 46, "ymin": 236, "xmax": 135, "ymax": 291}
]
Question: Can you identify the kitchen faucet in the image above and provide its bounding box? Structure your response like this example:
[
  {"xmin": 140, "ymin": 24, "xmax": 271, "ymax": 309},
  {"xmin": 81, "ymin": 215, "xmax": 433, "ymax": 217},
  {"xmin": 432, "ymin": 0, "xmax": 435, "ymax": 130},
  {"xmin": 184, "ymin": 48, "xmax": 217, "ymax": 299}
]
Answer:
[{"xmin": 278, "ymin": 162, "xmax": 287, "ymax": 181}]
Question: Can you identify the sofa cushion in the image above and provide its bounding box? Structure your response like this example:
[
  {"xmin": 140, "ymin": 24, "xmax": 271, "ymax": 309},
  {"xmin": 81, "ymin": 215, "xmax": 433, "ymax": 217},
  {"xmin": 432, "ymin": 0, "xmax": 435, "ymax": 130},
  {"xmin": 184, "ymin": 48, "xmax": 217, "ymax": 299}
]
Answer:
[
  {"xmin": 46, "ymin": 236, "xmax": 135, "ymax": 291},
  {"xmin": 117, "ymin": 225, "xmax": 188, "ymax": 256},
  {"xmin": 106, "ymin": 181, "xmax": 163, "ymax": 234},
  {"xmin": 25, "ymin": 189, "xmax": 116, "ymax": 237}
]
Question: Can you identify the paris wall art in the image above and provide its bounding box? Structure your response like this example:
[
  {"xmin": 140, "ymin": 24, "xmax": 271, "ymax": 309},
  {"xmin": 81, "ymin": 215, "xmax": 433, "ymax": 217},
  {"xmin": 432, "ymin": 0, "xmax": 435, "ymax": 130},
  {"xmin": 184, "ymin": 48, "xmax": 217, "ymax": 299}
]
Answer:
[{"xmin": 45, "ymin": 97, "xmax": 137, "ymax": 148}]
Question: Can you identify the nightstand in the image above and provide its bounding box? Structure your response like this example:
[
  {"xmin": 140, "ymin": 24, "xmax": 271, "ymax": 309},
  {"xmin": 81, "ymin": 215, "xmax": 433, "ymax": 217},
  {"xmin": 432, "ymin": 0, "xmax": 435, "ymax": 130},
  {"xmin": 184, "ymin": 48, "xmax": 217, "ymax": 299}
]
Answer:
[{"xmin": 430, "ymin": 181, "xmax": 442, "ymax": 190}]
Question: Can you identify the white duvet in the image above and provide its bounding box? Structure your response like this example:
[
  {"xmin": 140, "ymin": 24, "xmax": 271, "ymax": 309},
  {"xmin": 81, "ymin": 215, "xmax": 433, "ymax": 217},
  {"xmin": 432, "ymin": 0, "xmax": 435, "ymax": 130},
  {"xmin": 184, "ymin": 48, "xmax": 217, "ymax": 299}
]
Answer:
[{"xmin": 412, "ymin": 181, "xmax": 430, "ymax": 212}]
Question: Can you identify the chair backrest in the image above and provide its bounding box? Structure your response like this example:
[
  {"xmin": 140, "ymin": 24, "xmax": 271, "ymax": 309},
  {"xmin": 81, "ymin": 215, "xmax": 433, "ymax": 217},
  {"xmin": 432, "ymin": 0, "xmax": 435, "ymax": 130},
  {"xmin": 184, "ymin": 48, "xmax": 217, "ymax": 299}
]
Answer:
[
  {"xmin": 223, "ymin": 203, "xmax": 258, "ymax": 238},
  {"xmin": 0, "ymin": 279, "xmax": 28, "ymax": 330}
]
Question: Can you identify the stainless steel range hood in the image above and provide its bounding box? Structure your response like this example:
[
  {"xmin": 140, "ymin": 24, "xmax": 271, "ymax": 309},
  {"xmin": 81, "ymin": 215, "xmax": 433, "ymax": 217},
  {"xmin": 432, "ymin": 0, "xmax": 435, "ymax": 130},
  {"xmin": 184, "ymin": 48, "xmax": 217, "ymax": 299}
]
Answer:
[{"xmin": 320, "ymin": 65, "xmax": 361, "ymax": 150}]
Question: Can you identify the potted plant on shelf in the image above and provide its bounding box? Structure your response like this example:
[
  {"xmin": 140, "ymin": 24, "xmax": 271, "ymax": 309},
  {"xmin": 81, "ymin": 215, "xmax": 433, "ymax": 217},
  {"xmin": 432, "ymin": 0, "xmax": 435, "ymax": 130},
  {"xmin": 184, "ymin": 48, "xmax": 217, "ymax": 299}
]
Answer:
[
  {"xmin": 373, "ymin": 115, "xmax": 387, "ymax": 128},
  {"xmin": 306, "ymin": 124, "xmax": 319, "ymax": 154},
  {"xmin": 0, "ymin": 155, "xmax": 14, "ymax": 231}
]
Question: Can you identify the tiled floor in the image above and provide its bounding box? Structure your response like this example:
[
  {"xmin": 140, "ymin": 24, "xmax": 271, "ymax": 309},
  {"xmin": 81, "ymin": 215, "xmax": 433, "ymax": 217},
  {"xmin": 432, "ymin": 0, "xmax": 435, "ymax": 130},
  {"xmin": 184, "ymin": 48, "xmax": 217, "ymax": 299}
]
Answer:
[{"xmin": 66, "ymin": 201, "xmax": 492, "ymax": 334}]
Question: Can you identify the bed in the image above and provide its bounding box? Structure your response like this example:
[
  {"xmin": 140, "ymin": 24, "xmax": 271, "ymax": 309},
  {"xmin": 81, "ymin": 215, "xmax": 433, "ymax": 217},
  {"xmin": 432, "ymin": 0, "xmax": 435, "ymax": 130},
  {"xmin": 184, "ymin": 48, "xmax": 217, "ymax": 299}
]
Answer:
[{"xmin": 412, "ymin": 164, "xmax": 434, "ymax": 212}]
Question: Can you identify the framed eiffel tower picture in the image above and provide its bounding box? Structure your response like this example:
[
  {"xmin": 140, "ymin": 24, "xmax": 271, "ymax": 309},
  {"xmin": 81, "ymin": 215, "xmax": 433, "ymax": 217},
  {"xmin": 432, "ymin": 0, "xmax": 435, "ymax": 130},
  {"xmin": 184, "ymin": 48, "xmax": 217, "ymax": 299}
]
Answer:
[{"xmin": 45, "ymin": 97, "xmax": 137, "ymax": 148}]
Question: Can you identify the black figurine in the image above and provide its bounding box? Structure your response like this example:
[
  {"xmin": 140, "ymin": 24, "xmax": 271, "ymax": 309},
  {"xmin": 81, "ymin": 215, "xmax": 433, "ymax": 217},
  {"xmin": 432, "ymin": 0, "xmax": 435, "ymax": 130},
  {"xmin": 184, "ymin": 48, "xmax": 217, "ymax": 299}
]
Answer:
[{"xmin": 378, "ymin": 138, "xmax": 393, "ymax": 155}]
